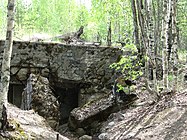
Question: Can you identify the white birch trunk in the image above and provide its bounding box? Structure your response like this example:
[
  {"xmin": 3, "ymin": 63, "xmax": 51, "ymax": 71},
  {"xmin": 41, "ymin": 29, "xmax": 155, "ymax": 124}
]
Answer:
[
  {"xmin": 171, "ymin": 0, "xmax": 178, "ymax": 92},
  {"xmin": 147, "ymin": 0, "xmax": 158, "ymax": 92},
  {"xmin": 0, "ymin": 0, "xmax": 16, "ymax": 130},
  {"xmin": 162, "ymin": 0, "xmax": 171, "ymax": 89}
]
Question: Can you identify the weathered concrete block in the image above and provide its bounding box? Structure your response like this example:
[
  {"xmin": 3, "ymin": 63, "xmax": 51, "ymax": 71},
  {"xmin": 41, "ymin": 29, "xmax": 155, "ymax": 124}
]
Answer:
[{"xmin": 0, "ymin": 40, "xmax": 122, "ymax": 107}]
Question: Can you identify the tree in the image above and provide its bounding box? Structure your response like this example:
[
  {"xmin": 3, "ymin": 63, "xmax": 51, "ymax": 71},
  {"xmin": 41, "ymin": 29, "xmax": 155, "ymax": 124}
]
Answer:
[
  {"xmin": 129, "ymin": 0, "xmax": 180, "ymax": 99},
  {"xmin": 171, "ymin": 0, "xmax": 179, "ymax": 91},
  {"xmin": 0, "ymin": 0, "xmax": 16, "ymax": 130},
  {"xmin": 162, "ymin": 0, "xmax": 171, "ymax": 89},
  {"xmin": 130, "ymin": 0, "xmax": 160, "ymax": 100},
  {"xmin": 131, "ymin": 0, "xmax": 140, "ymax": 56}
]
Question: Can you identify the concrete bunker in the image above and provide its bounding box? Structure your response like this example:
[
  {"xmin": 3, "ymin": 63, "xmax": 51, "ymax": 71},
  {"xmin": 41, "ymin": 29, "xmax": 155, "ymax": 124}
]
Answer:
[
  {"xmin": 8, "ymin": 79, "xmax": 80, "ymax": 125},
  {"xmin": 1, "ymin": 40, "xmax": 121, "ymax": 128}
]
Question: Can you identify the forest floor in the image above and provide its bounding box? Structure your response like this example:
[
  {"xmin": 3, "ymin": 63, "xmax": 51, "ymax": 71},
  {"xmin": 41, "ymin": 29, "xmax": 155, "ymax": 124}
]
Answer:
[
  {"xmin": 97, "ymin": 79, "xmax": 187, "ymax": 140},
  {"xmin": 3, "ymin": 76, "xmax": 187, "ymax": 140},
  {"xmin": 58, "ymin": 77, "xmax": 187, "ymax": 140}
]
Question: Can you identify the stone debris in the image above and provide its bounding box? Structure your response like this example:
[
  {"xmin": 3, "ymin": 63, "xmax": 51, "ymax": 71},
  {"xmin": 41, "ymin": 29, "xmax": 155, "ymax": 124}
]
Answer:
[
  {"xmin": 21, "ymin": 73, "xmax": 60, "ymax": 130},
  {"xmin": 79, "ymin": 135, "xmax": 92, "ymax": 140},
  {"xmin": 68, "ymin": 93, "xmax": 138, "ymax": 131}
]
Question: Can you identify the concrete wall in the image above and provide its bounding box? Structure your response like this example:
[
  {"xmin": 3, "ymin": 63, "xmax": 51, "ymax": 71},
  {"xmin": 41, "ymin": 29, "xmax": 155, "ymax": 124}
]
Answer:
[{"xmin": 0, "ymin": 40, "xmax": 122, "ymax": 106}]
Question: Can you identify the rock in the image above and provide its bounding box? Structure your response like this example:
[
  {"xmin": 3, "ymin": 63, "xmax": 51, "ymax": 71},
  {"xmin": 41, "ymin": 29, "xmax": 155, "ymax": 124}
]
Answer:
[
  {"xmin": 0, "ymin": 136, "xmax": 8, "ymax": 140},
  {"xmin": 98, "ymin": 133, "xmax": 109, "ymax": 140},
  {"xmin": 41, "ymin": 68, "xmax": 50, "ymax": 77},
  {"xmin": 89, "ymin": 121, "xmax": 101, "ymax": 135},
  {"xmin": 17, "ymin": 68, "xmax": 28, "ymax": 80},
  {"xmin": 68, "ymin": 93, "xmax": 138, "ymax": 131},
  {"xmin": 2, "ymin": 40, "xmax": 123, "ymax": 111},
  {"xmin": 10, "ymin": 67, "xmax": 19, "ymax": 75},
  {"xmin": 98, "ymin": 89, "xmax": 187, "ymax": 140},
  {"xmin": 108, "ymin": 121, "xmax": 115, "ymax": 127},
  {"xmin": 76, "ymin": 128, "xmax": 86, "ymax": 137},
  {"xmin": 7, "ymin": 103, "xmax": 69, "ymax": 140},
  {"xmin": 21, "ymin": 74, "xmax": 60, "ymax": 130},
  {"xmin": 47, "ymin": 120, "xmax": 58, "ymax": 129},
  {"xmin": 79, "ymin": 135, "xmax": 92, "ymax": 140},
  {"xmin": 90, "ymin": 121, "xmax": 100, "ymax": 128},
  {"xmin": 58, "ymin": 123, "xmax": 68, "ymax": 134}
]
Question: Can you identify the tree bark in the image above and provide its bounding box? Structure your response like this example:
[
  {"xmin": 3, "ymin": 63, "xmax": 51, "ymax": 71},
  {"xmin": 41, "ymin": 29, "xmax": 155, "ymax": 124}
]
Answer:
[
  {"xmin": 107, "ymin": 21, "xmax": 112, "ymax": 46},
  {"xmin": 0, "ymin": 0, "xmax": 16, "ymax": 130},
  {"xmin": 131, "ymin": 0, "xmax": 141, "ymax": 58},
  {"xmin": 162, "ymin": 0, "xmax": 171, "ymax": 89},
  {"xmin": 171, "ymin": 0, "xmax": 178, "ymax": 92},
  {"xmin": 147, "ymin": 0, "xmax": 158, "ymax": 92},
  {"xmin": 136, "ymin": 0, "xmax": 147, "ymax": 59}
]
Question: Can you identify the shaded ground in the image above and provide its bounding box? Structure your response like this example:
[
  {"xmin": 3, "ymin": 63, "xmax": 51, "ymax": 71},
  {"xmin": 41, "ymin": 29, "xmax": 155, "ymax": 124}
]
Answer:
[
  {"xmin": 3, "ymin": 78, "xmax": 187, "ymax": 140},
  {"xmin": 99, "ymin": 83, "xmax": 187, "ymax": 140},
  {"xmin": 56, "ymin": 77, "xmax": 187, "ymax": 140}
]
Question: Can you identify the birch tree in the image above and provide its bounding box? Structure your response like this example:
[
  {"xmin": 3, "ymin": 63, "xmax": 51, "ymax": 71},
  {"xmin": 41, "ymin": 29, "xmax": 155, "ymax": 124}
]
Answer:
[
  {"xmin": 131, "ymin": 0, "xmax": 159, "ymax": 100},
  {"xmin": 162, "ymin": 0, "xmax": 171, "ymax": 89},
  {"xmin": 146, "ymin": 0, "xmax": 158, "ymax": 92},
  {"xmin": 130, "ymin": 0, "xmax": 179, "ymax": 99},
  {"xmin": 0, "ymin": 0, "xmax": 16, "ymax": 130},
  {"xmin": 171, "ymin": 0, "xmax": 178, "ymax": 91}
]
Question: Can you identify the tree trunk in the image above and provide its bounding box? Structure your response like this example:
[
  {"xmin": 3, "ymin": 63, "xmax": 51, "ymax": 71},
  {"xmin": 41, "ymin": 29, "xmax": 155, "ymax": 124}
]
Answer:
[
  {"xmin": 171, "ymin": 0, "xmax": 178, "ymax": 92},
  {"xmin": 132, "ymin": 0, "xmax": 159, "ymax": 100},
  {"xmin": 136, "ymin": 0, "xmax": 146, "ymax": 59},
  {"xmin": 144, "ymin": 0, "xmax": 159, "ymax": 100},
  {"xmin": 162, "ymin": 0, "xmax": 171, "ymax": 89},
  {"xmin": 107, "ymin": 21, "xmax": 112, "ymax": 46},
  {"xmin": 147, "ymin": 0, "xmax": 158, "ymax": 92},
  {"xmin": 131, "ymin": 0, "xmax": 141, "ymax": 58},
  {"xmin": 0, "ymin": 0, "xmax": 16, "ymax": 130}
]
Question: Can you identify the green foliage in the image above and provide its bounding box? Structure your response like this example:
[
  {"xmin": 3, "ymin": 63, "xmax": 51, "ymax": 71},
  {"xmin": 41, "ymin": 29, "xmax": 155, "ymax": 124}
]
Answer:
[
  {"xmin": 177, "ymin": 1, "xmax": 187, "ymax": 49},
  {"xmin": 91, "ymin": 0, "xmax": 133, "ymax": 43},
  {"xmin": 0, "ymin": 0, "xmax": 135, "ymax": 44},
  {"xmin": 168, "ymin": 74, "xmax": 174, "ymax": 82},
  {"xmin": 0, "ymin": 0, "xmax": 186, "ymax": 47},
  {"xmin": 0, "ymin": 0, "xmax": 7, "ymax": 39},
  {"xmin": 15, "ymin": 0, "xmax": 82, "ymax": 35},
  {"xmin": 8, "ymin": 119, "xmax": 29, "ymax": 139},
  {"xmin": 110, "ymin": 44, "xmax": 143, "ymax": 81}
]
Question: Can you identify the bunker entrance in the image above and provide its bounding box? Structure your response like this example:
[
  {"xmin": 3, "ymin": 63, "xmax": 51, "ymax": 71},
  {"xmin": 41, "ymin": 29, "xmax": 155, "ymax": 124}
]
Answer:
[
  {"xmin": 8, "ymin": 81, "xmax": 80, "ymax": 125},
  {"xmin": 8, "ymin": 84, "xmax": 25, "ymax": 108},
  {"xmin": 53, "ymin": 84, "xmax": 79, "ymax": 125}
]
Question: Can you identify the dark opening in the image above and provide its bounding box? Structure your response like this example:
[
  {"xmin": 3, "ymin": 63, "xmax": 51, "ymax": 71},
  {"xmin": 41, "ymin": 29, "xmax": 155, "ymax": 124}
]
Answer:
[
  {"xmin": 54, "ymin": 86, "xmax": 79, "ymax": 125},
  {"xmin": 8, "ymin": 84, "xmax": 25, "ymax": 108},
  {"xmin": 8, "ymin": 81, "xmax": 80, "ymax": 125}
]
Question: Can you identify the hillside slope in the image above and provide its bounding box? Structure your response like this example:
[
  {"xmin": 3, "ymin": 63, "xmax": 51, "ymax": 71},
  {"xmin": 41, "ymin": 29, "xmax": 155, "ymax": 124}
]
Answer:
[
  {"xmin": 99, "ymin": 88, "xmax": 187, "ymax": 140},
  {"xmin": 4, "ymin": 103, "xmax": 69, "ymax": 140}
]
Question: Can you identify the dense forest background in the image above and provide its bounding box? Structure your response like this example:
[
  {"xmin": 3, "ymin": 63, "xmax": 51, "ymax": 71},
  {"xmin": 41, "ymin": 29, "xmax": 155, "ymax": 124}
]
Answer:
[
  {"xmin": 0, "ymin": 0, "xmax": 185, "ymax": 48},
  {"xmin": 0, "ymin": 0, "xmax": 133, "ymax": 44}
]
